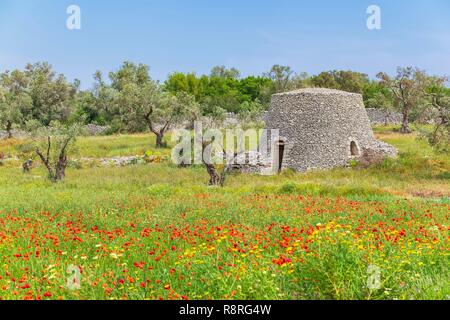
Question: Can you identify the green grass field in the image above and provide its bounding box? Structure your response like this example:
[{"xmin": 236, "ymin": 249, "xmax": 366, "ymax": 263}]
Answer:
[{"xmin": 0, "ymin": 126, "xmax": 448, "ymax": 300}]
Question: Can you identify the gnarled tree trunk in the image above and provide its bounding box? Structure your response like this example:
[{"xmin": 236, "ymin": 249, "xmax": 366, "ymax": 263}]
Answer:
[
  {"xmin": 145, "ymin": 112, "xmax": 172, "ymax": 149},
  {"xmin": 6, "ymin": 120, "xmax": 12, "ymax": 139},
  {"xmin": 400, "ymin": 110, "xmax": 411, "ymax": 134},
  {"xmin": 36, "ymin": 137, "xmax": 56, "ymax": 181},
  {"xmin": 205, "ymin": 163, "xmax": 221, "ymax": 186},
  {"xmin": 155, "ymin": 132, "xmax": 164, "ymax": 148},
  {"xmin": 55, "ymin": 154, "xmax": 67, "ymax": 181},
  {"xmin": 22, "ymin": 159, "xmax": 33, "ymax": 172},
  {"xmin": 36, "ymin": 136, "xmax": 71, "ymax": 182},
  {"xmin": 202, "ymin": 142, "xmax": 240, "ymax": 187},
  {"xmin": 148, "ymin": 121, "xmax": 168, "ymax": 149}
]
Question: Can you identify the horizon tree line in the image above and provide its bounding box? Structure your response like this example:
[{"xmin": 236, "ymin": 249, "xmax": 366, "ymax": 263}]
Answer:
[{"xmin": 0, "ymin": 62, "xmax": 448, "ymax": 153}]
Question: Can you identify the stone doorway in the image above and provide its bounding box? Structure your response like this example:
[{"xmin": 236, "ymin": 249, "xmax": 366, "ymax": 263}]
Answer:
[
  {"xmin": 273, "ymin": 140, "xmax": 286, "ymax": 173},
  {"xmin": 350, "ymin": 141, "xmax": 360, "ymax": 156}
]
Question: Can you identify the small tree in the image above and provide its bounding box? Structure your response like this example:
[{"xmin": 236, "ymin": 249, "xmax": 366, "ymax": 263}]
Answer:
[
  {"xmin": 264, "ymin": 65, "xmax": 294, "ymax": 93},
  {"xmin": 95, "ymin": 71, "xmax": 117, "ymax": 110},
  {"xmin": 422, "ymin": 78, "xmax": 450, "ymax": 152},
  {"xmin": 237, "ymin": 100, "xmax": 265, "ymax": 129},
  {"xmin": 24, "ymin": 62, "xmax": 77, "ymax": 126},
  {"xmin": 197, "ymin": 116, "xmax": 245, "ymax": 187},
  {"xmin": 201, "ymin": 140, "xmax": 240, "ymax": 187},
  {"xmin": 148, "ymin": 91, "xmax": 200, "ymax": 148},
  {"xmin": 312, "ymin": 70, "xmax": 369, "ymax": 94},
  {"xmin": 111, "ymin": 62, "xmax": 199, "ymax": 148},
  {"xmin": 210, "ymin": 66, "xmax": 241, "ymax": 79},
  {"xmin": 0, "ymin": 91, "xmax": 32, "ymax": 139},
  {"xmin": 377, "ymin": 67, "xmax": 428, "ymax": 133},
  {"xmin": 0, "ymin": 70, "xmax": 32, "ymax": 138},
  {"xmin": 32, "ymin": 122, "xmax": 82, "ymax": 182},
  {"xmin": 118, "ymin": 84, "xmax": 199, "ymax": 148}
]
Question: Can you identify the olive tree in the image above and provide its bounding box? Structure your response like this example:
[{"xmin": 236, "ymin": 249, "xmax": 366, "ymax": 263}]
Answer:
[
  {"xmin": 236, "ymin": 100, "xmax": 265, "ymax": 130},
  {"xmin": 196, "ymin": 115, "xmax": 245, "ymax": 187},
  {"xmin": 263, "ymin": 65, "xmax": 294, "ymax": 93},
  {"xmin": 111, "ymin": 62, "xmax": 200, "ymax": 148},
  {"xmin": 0, "ymin": 70, "xmax": 32, "ymax": 138},
  {"xmin": 377, "ymin": 67, "xmax": 429, "ymax": 133},
  {"xmin": 422, "ymin": 78, "xmax": 450, "ymax": 152},
  {"xmin": 32, "ymin": 122, "xmax": 82, "ymax": 182},
  {"xmin": 24, "ymin": 62, "xmax": 77, "ymax": 126},
  {"xmin": 116, "ymin": 81, "xmax": 199, "ymax": 148},
  {"xmin": 311, "ymin": 70, "xmax": 369, "ymax": 94},
  {"xmin": 210, "ymin": 66, "xmax": 241, "ymax": 79}
]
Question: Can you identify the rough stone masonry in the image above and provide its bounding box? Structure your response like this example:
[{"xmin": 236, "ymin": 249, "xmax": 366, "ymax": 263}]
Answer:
[{"xmin": 264, "ymin": 88, "xmax": 397, "ymax": 172}]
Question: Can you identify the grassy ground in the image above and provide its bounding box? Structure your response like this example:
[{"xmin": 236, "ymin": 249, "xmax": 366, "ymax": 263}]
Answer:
[{"xmin": 0, "ymin": 126, "xmax": 448, "ymax": 300}]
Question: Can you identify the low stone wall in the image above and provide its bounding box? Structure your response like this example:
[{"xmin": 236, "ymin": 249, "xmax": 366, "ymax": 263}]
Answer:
[
  {"xmin": 366, "ymin": 108, "xmax": 402, "ymax": 125},
  {"xmin": 0, "ymin": 130, "xmax": 28, "ymax": 139},
  {"xmin": 85, "ymin": 124, "xmax": 109, "ymax": 136}
]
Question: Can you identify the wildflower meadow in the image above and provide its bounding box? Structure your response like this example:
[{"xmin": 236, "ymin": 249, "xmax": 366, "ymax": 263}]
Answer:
[{"xmin": 0, "ymin": 130, "xmax": 448, "ymax": 300}]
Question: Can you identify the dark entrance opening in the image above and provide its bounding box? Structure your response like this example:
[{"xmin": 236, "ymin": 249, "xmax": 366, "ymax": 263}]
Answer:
[
  {"xmin": 350, "ymin": 141, "xmax": 360, "ymax": 156},
  {"xmin": 274, "ymin": 140, "xmax": 285, "ymax": 173}
]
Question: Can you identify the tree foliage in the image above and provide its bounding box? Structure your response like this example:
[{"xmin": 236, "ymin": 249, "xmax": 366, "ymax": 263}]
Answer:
[
  {"xmin": 0, "ymin": 70, "xmax": 32, "ymax": 138},
  {"xmin": 32, "ymin": 122, "xmax": 83, "ymax": 182},
  {"xmin": 311, "ymin": 70, "xmax": 369, "ymax": 94},
  {"xmin": 25, "ymin": 62, "xmax": 77, "ymax": 126},
  {"xmin": 210, "ymin": 66, "xmax": 240, "ymax": 79},
  {"xmin": 0, "ymin": 61, "xmax": 448, "ymax": 152},
  {"xmin": 109, "ymin": 62, "xmax": 199, "ymax": 147},
  {"xmin": 377, "ymin": 67, "xmax": 429, "ymax": 133},
  {"xmin": 421, "ymin": 78, "xmax": 450, "ymax": 152}
]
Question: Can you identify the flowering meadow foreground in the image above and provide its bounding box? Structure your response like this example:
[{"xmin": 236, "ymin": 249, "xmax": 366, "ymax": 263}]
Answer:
[
  {"xmin": 0, "ymin": 128, "xmax": 449, "ymax": 300},
  {"xmin": 0, "ymin": 195, "xmax": 448, "ymax": 300}
]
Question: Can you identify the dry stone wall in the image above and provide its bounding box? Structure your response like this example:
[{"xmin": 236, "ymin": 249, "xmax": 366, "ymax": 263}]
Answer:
[{"xmin": 366, "ymin": 108, "xmax": 402, "ymax": 125}]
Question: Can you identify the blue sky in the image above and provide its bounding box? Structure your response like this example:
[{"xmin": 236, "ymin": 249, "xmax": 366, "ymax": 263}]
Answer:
[{"xmin": 1, "ymin": 0, "xmax": 449, "ymax": 88}]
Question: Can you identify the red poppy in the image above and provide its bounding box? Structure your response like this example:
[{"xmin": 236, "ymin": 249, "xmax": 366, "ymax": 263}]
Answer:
[{"xmin": 273, "ymin": 255, "xmax": 292, "ymax": 266}]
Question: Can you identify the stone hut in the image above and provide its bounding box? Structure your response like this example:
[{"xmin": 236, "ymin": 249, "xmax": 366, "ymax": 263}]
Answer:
[{"xmin": 264, "ymin": 88, "xmax": 397, "ymax": 172}]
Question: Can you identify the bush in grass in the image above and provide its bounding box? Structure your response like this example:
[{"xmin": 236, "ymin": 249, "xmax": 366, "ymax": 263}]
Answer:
[
  {"xmin": 67, "ymin": 159, "xmax": 83, "ymax": 170},
  {"xmin": 278, "ymin": 182, "xmax": 324, "ymax": 195},
  {"xmin": 278, "ymin": 181, "xmax": 300, "ymax": 194},
  {"xmin": 14, "ymin": 142, "xmax": 35, "ymax": 160},
  {"xmin": 436, "ymin": 171, "xmax": 450, "ymax": 180}
]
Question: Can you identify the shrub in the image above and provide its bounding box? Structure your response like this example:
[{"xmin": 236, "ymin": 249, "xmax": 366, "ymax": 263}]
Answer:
[
  {"xmin": 278, "ymin": 182, "xmax": 324, "ymax": 196},
  {"xmin": 436, "ymin": 171, "xmax": 450, "ymax": 180},
  {"xmin": 278, "ymin": 181, "xmax": 300, "ymax": 194},
  {"xmin": 14, "ymin": 142, "xmax": 35, "ymax": 160},
  {"xmin": 67, "ymin": 160, "xmax": 83, "ymax": 170},
  {"xmin": 358, "ymin": 149, "xmax": 386, "ymax": 168}
]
